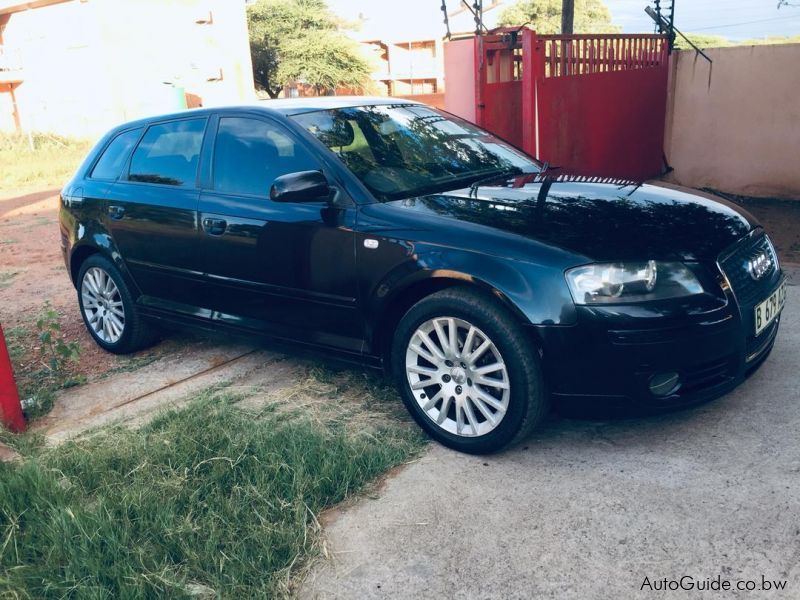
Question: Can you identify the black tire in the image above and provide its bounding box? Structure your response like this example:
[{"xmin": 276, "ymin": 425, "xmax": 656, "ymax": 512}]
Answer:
[
  {"xmin": 77, "ymin": 254, "xmax": 158, "ymax": 354},
  {"xmin": 391, "ymin": 287, "xmax": 548, "ymax": 454}
]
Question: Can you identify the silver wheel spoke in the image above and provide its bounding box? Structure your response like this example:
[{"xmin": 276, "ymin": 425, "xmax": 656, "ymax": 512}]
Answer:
[
  {"xmin": 471, "ymin": 394, "xmax": 498, "ymax": 425},
  {"xmin": 456, "ymin": 403, "xmax": 465, "ymax": 434},
  {"xmin": 432, "ymin": 320, "xmax": 451, "ymax": 357},
  {"xmin": 474, "ymin": 362, "xmax": 504, "ymax": 376},
  {"xmin": 418, "ymin": 330, "xmax": 446, "ymax": 361},
  {"xmin": 82, "ymin": 294, "xmax": 99, "ymax": 308},
  {"xmin": 85, "ymin": 272, "xmax": 101, "ymax": 296},
  {"xmin": 467, "ymin": 339, "xmax": 492, "ymax": 365},
  {"xmin": 409, "ymin": 342, "xmax": 437, "ymax": 364},
  {"xmin": 411, "ymin": 378, "xmax": 433, "ymax": 390},
  {"xmin": 406, "ymin": 316, "xmax": 510, "ymax": 438},
  {"xmin": 408, "ymin": 364, "xmax": 437, "ymax": 377},
  {"xmin": 462, "ymin": 326, "xmax": 476, "ymax": 358},
  {"xmin": 473, "ymin": 388, "xmax": 506, "ymax": 412},
  {"xmin": 108, "ymin": 313, "xmax": 124, "ymax": 334},
  {"xmin": 447, "ymin": 318, "xmax": 457, "ymax": 357},
  {"xmin": 437, "ymin": 396, "xmax": 452, "ymax": 424},
  {"xmin": 463, "ymin": 400, "xmax": 480, "ymax": 435},
  {"xmin": 476, "ymin": 375, "xmax": 509, "ymax": 390},
  {"xmin": 422, "ymin": 389, "xmax": 443, "ymax": 411}
]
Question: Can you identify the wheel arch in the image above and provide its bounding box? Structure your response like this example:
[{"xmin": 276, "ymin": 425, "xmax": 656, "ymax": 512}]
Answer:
[
  {"xmin": 369, "ymin": 271, "xmax": 537, "ymax": 372},
  {"xmin": 69, "ymin": 235, "xmax": 139, "ymax": 297}
]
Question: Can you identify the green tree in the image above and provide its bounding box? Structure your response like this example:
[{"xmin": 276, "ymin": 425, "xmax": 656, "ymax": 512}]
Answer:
[
  {"xmin": 673, "ymin": 33, "xmax": 800, "ymax": 50},
  {"xmin": 674, "ymin": 33, "xmax": 732, "ymax": 50},
  {"xmin": 247, "ymin": 0, "xmax": 372, "ymax": 98},
  {"xmin": 498, "ymin": 0, "xmax": 619, "ymax": 34}
]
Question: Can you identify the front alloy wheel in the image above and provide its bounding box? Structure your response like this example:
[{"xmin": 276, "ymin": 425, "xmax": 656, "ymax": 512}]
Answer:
[
  {"xmin": 405, "ymin": 317, "xmax": 510, "ymax": 437},
  {"xmin": 392, "ymin": 287, "xmax": 548, "ymax": 454}
]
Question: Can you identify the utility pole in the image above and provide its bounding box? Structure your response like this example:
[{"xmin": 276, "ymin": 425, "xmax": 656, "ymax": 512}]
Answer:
[{"xmin": 561, "ymin": 0, "xmax": 574, "ymax": 34}]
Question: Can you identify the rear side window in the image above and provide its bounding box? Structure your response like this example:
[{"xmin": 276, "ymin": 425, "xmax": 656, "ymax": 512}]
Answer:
[
  {"xmin": 212, "ymin": 116, "xmax": 319, "ymax": 197},
  {"xmin": 90, "ymin": 128, "xmax": 142, "ymax": 180},
  {"xmin": 128, "ymin": 119, "xmax": 206, "ymax": 187}
]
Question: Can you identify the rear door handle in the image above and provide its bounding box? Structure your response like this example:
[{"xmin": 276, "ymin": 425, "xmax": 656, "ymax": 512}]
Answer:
[
  {"xmin": 108, "ymin": 205, "xmax": 125, "ymax": 220},
  {"xmin": 202, "ymin": 217, "xmax": 227, "ymax": 236}
]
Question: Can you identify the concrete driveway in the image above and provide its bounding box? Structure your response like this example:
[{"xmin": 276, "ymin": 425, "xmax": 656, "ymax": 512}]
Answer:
[{"xmin": 302, "ymin": 276, "xmax": 800, "ymax": 599}]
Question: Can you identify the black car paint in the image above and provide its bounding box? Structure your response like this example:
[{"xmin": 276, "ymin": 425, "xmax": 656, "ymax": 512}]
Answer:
[{"xmin": 60, "ymin": 99, "xmax": 782, "ymax": 406}]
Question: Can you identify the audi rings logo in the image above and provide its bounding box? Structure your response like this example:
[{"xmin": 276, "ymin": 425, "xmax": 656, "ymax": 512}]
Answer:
[{"xmin": 747, "ymin": 251, "xmax": 772, "ymax": 280}]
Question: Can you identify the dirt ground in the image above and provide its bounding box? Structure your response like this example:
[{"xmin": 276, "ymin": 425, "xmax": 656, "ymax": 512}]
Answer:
[
  {"xmin": 0, "ymin": 189, "xmax": 183, "ymax": 411},
  {"xmin": 1, "ymin": 187, "xmax": 799, "ymax": 427},
  {"xmin": 712, "ymin": 190, "xmax": 800, "ymax": 264}
]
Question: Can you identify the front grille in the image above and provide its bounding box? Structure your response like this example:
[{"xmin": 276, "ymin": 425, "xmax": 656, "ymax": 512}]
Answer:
[{"xmin": 719, "ymin": 234, "xmax": 778, "ymax": 308}]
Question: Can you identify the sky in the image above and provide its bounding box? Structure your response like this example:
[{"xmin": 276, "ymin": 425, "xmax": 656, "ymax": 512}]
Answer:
[{"xmin": 327, "ymin": 0, "xmax": 800, "ymax": 41}]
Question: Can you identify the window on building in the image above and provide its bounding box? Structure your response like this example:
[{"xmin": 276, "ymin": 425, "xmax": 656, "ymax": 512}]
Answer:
[
  {"xmin": 212, "ymin": 117, "xmax": 320, "ymax": 197},
  {"xmin": 90, "ymin": 128, "xmax": 142, "ymax": 181},
  {"xmin": 128, "ymin": 119, "xmax": 206, "ymax": 187}
]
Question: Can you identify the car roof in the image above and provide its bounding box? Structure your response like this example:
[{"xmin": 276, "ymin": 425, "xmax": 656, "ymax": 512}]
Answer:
[
  {"xmin": 257, "ymin": 96, "xmax": 424, "ymax": 115},
  {"xmin": 111, "ymin": 96, "xmax": 425, "ymax": 132}
]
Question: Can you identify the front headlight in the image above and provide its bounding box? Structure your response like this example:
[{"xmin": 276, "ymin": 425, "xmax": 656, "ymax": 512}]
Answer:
[{"xmin": 565, "ymin": 261, "xmax": 703, "ymax": 305}]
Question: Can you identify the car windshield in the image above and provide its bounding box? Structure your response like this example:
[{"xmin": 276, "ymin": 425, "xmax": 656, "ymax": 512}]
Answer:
[{"xmin": 291, "ymin": 104, "xmax": 541, "ymax": 201}]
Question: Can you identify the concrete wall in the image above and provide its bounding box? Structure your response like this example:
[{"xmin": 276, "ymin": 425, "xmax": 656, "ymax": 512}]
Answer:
[
  {"xmin": 664, "ymin": 44, "xmax": 800, "ymax": 199},
  {"xmin": 443, "ymin": 37, "xmax": 476, "ymax": 123},
  {"xmin": 0, "ymin": 0, "xmax": 254, "ymax": 137}
]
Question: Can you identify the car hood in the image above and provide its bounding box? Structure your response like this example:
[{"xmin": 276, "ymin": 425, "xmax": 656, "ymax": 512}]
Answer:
[{"xmin": 381, "ymin": 177, "xmax": 756, "ymax": 262}]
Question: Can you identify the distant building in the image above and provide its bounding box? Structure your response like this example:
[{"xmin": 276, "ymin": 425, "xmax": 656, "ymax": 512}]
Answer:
[
  {"xmin": 329, "ymin": 0, "xmax": 511, "ymax": 98},
  {"xmin": 0, "ymin": 0, "xmax": 255, "ymax": 136}
]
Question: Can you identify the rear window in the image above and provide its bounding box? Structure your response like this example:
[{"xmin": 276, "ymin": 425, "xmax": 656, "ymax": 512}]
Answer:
[
  {"xmin": 128, "ymin": 119, "xmax": 206, "ymax": 187},
  {"xmin": 90, "ymin": 128, "xmax": 142, "ymax": 181}
]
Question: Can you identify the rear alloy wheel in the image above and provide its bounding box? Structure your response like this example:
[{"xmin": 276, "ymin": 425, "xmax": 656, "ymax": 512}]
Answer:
[
  {"xmin": 81, "ymin": 267, "xmax": 125, "ymax": 345},
  {"xmin": 393, "ymin": 287, "xmax": 548, "ymax": 454},
  {"xmin": 77, "ymin": 255, "xmax": 157, "ymax": 354}
]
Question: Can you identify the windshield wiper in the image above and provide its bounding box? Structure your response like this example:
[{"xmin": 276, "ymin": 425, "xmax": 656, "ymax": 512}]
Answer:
[
  {"xmin": 468, "ymin": 168, "xmax": 523, "ymax": 197},
  {"xmin": 468, "ymin": 163, "xmax": 554, "ymax": 198}
]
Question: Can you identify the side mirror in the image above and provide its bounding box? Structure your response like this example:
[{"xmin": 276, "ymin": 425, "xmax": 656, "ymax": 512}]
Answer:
[{"xmin": 270, "ymin": 170, "xmax": 331, "ymax": 203}]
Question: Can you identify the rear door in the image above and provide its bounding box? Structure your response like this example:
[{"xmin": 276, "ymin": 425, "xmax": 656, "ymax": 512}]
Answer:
[
  {"xmin": 197, "ymin": 113, "xmax": 361, "ymax": 352},
  {"xmin": 104, "ymin": 117, "xmax": 208, "ymax": 308}
]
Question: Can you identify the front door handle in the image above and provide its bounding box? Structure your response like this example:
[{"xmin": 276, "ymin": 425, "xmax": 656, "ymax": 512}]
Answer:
[
  {"xmin": 108, "ymin": 205, "xmax": 125, "ymax": 220},
  {"xmin": 202, "ymin": 217, "xmax": 227, "ymax": 236}
]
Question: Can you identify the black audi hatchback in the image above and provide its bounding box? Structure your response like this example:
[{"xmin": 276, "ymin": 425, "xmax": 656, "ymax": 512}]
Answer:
[{"xmin": 60, "ymin": 97, "xmax": 786, "ymax": 453}]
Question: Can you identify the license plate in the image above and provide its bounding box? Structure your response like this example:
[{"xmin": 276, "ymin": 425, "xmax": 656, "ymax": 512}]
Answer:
[{"xmin": 754, "ymin": 280, "xmax": 786, "ymax": 336}]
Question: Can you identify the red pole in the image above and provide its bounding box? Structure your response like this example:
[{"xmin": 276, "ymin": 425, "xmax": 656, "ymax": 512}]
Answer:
[{"xmin": 0, "ymin": 324, "xmax": 26, "ymax": 432}]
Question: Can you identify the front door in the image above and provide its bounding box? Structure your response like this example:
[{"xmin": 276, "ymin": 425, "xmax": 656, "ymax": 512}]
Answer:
[{"xmin": 198, "ymin": 115, "xmax": 361, "ymax": 352}]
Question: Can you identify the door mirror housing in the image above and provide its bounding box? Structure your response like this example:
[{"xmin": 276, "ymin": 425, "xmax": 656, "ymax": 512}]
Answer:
[{"xmin": 270, "ymin": 170, "xmax": 331, "ymax": 203}]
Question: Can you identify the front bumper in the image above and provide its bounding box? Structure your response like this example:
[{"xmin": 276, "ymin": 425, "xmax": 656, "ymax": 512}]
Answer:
[{"xmin": 533, "ymin": 271, "xmax": 784, "ymax": 408}]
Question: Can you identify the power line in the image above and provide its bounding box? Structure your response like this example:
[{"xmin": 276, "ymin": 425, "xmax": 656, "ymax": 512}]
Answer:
[{"xmin": 690, "ymin": 13, "xmax": 800, "ymax": 31}]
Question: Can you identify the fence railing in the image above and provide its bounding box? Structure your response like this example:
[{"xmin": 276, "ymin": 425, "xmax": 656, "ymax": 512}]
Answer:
[{"xmin": 538, "ymin": 34, "xmax": 668, "ymax": 78}]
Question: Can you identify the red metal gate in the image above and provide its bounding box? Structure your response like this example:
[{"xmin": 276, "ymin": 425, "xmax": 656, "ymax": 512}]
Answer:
[{"xmin": 456, "ymin": 29, "xmax": 669, "ymax": 180}]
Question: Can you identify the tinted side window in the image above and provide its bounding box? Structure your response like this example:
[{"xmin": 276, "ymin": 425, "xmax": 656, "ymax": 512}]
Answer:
[
  {"xmin": 90, "ymin": 128, "xmax": 142, "ymax": 180},
  {"xmin": 212, "ymin": 117, "xmax": 319, "ymax": 197},
  {"xmin": 128, "ymin": 119, "xmax": 206, "ymax": 187}
]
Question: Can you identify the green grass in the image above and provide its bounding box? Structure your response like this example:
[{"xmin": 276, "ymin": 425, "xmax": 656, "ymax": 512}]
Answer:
[
  {"xmin": 0, "ymin": 133, "xmax": 94, "ymax": 195},
  {"xmin": 0, "ymin": 389, "xmax": 423, "ymax": 598}
]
